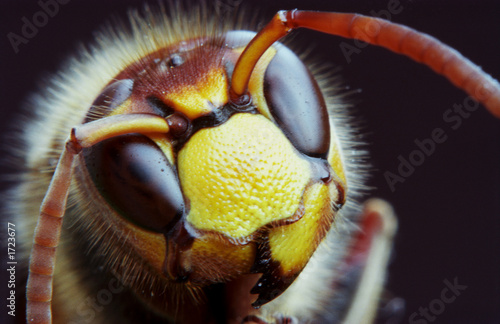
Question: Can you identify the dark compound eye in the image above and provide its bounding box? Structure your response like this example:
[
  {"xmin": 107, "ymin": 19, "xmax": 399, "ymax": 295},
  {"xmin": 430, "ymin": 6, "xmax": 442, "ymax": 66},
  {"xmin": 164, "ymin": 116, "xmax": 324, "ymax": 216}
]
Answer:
[
  {"xmin": 84, "ymin": 134, "xmax": 184, "ymax": 233},
  {"xmin": 264, "ymin": 45, "xmax": 331, "ymax": 159},
  {"xmin": 224, "ymin": 30, "xmax": 257, "ymax": 49},
  {"xmin": 91, "ymin": 79, "xmax": 134, "ymax": 111}
]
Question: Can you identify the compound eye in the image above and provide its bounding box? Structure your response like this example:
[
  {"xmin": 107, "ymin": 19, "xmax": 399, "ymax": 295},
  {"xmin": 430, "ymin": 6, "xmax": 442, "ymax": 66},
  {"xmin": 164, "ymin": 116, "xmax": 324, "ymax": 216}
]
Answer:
[
  {"xmin": 84, "ymin": 134, "xmax": 184, "ymax": 233},
  {"xmin": 87, "ymin": 79, "xmax": 134, "ymax": 121},
  {"xmin": 264, "ymin": 45, "xmax": 331, "ymax": 158}
]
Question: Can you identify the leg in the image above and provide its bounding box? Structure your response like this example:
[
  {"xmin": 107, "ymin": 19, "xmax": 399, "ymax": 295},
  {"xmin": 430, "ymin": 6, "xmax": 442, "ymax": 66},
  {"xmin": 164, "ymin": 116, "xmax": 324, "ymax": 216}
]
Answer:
[{"xmin": 339, "ymin": 199, "xmax": 398, "ymax": 323}]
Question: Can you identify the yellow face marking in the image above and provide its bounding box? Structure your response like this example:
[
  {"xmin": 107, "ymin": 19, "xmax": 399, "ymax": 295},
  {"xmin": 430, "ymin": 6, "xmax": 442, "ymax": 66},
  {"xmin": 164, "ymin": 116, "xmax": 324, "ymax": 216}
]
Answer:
[
  {"xmin": 190, "ymin": 237, "xmax": 256, "ymax": 283},
  {"xmin": 162, "ymin": 67, "xmax": 228, "ymax": 119},
  {"xmin": 179, "ymin": 113, "xmax": 311, "ymax": 239},
  {"xmin": 246, "ymin": 47, "xmax": 277, "ymax": 120},
  {"xmin": 106, "ymin": 67, "xmax": 228, "ymax": 120},
  {"xmin": 268, "ymin": 183, "xmax": 332, "ymax": 273}
]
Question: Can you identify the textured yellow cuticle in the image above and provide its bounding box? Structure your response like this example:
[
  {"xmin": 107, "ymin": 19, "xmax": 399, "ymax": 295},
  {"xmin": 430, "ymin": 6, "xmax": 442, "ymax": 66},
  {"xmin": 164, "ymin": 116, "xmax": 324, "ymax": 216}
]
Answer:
[
  {"xmin": 268, "ymin": 183, "xmax": 331, "ymax": 274},
  {"xmin": 178, "ymin": 113, "xmax": 311, "ymax": 239},
  {"xmin": 188, "ymin": 237, "xmax": 256, "ymax": 283},
  {"xmin": 163, "ymin": 68, "xmax": 228, "ymax": 119}
]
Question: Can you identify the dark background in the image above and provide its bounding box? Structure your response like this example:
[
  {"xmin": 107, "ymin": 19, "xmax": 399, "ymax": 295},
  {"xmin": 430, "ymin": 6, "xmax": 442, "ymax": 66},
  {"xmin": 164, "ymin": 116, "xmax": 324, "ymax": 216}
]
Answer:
[{"xmin": 1, "ymin": 0, "xmax": 499, "ymax": 323}]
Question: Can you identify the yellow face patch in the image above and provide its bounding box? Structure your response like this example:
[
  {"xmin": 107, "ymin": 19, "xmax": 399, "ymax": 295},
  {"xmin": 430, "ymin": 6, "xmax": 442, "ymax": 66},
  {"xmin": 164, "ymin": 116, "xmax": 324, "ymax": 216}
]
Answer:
[
  {"xmin": 268, "ymin": 183, "xmax": 332, "ymax": 273},
  {"xmin": 162, "ymin": 68, "xmax": 228, "ymax": 119},
  {"xmin": 178, "ymin": 113, "xmax": 312, "ymax": 239}
]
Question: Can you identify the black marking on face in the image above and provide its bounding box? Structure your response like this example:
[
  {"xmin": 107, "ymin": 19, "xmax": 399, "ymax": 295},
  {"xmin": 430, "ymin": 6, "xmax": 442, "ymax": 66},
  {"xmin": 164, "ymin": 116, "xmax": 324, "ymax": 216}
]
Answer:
[{"xmin": 249, "ymin": 235, "xmax": 299, "ymax": 308}]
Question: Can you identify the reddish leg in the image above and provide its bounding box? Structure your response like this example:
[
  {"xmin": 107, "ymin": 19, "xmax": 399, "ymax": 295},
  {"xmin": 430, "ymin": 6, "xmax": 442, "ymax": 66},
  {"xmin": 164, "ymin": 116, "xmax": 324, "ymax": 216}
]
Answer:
[{"xmin": 334, "ymin": 199, "xmax": 398, "ymax": 323}]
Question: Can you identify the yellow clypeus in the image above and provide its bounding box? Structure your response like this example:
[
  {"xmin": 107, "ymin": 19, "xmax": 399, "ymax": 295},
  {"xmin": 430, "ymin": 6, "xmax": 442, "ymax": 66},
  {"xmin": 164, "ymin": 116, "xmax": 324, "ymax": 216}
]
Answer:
[{"xmin": 179, "ymin": 113, "xmax": 311, "ymax": 239}]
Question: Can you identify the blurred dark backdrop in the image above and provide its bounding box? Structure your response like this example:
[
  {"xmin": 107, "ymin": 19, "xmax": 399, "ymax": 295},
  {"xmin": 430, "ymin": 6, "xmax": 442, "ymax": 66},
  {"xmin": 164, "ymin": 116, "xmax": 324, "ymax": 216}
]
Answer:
[{"xmin": 1, "ymin": 0, "xmax": 499, "ymax": 323}]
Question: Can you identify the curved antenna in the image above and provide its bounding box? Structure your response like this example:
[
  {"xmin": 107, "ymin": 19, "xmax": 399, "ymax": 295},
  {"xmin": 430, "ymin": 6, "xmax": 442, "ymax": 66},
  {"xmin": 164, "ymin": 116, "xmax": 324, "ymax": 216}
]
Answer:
[
  {"xmin": 230, "ymin": 10, "xmax": 500, "ymax": 118},
  {"xmin": 26, "ymin": 113, "xmax": 170, "ymax": 324}
]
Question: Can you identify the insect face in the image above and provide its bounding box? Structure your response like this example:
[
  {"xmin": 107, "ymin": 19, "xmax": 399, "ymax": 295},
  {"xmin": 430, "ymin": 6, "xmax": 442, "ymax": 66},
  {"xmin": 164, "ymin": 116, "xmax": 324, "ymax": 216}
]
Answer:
[
  {"xmin": 77, "ymin": 33, "xmax": 346, "ymax": 309},
  {"xmin": 1, "ymin": 1, "xmax": 499, "ymax": 324},
  {"xmin": 9, "ymin": 5, "xmax": 354, "ymax": 322}
]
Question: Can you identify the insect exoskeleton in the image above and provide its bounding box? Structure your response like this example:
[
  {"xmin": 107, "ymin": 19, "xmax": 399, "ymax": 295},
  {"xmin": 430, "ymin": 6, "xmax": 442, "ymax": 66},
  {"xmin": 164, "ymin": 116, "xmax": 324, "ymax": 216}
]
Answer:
[
  {"xmin": 18, "ymin": 5, "xmax": 362, "ymax": 324},
  {"xmin": 73, "ymin": 28, "xmax": 347, "ymax": 315},
  {"xmin": 15, "ymin": 2, "xmax": 500, "ymax": 324}
]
